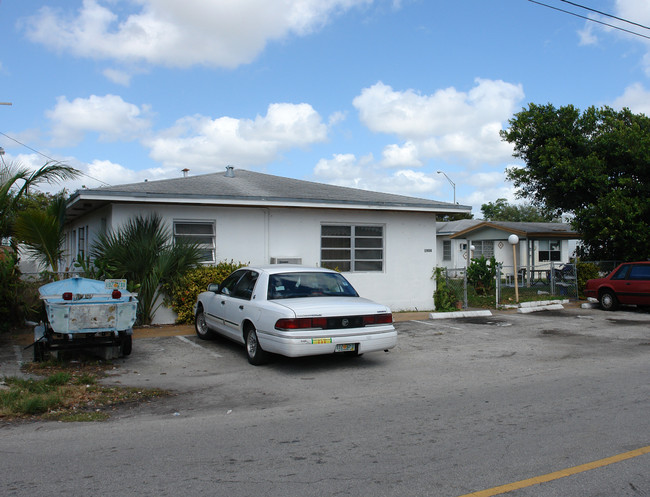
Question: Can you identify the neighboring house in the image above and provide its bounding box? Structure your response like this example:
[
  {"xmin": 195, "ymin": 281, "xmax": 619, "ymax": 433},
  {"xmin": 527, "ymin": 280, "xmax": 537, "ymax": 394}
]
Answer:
[
  {"xmin": 64, "ymin": 167, "xmax": 471, "ymax": 323},
  {"xmin": 436, "ymin": 219, "xmax": 579, "ymax": 276}
]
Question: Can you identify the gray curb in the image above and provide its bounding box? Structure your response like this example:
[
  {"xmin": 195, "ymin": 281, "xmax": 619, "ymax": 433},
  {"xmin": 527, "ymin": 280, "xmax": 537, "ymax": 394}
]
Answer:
[{"xmin": 429, "ymin": 310, "xmax": 493, "ymax": 319}]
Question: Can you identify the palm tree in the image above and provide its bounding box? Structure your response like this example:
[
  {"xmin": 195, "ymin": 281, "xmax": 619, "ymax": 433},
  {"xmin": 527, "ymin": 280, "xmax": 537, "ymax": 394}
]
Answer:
[
  {"xmin": 0, "ymin": 160, "xmax": 79, "ymax": 242},
  {"xmin": 13, "ymin": 193, "xmax": 67, "ymax": 278},
  {"xmin": 91, "ymin": 213, "xmax": 202, "ymax": 325}
]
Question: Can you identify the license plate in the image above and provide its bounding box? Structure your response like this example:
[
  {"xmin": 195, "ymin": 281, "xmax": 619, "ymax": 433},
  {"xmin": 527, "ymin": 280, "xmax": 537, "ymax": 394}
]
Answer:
[{"xmin": 335, "ymin": 343, "xmax": 356, "ymax": 352}]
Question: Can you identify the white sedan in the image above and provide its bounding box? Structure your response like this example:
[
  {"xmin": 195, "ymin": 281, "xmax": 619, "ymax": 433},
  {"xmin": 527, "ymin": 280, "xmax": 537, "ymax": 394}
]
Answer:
[{"xmin": 194, "ymin": 265, "xmax": 397, "ymax": 365}]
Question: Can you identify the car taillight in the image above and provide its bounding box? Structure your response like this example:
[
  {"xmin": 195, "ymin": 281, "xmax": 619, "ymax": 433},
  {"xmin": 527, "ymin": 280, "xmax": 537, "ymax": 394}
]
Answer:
[
  {"xmin": 112, "ymin": 289, "xmax": 122, "ymax": 299},
  {"xmin": 363, "ymin": 313, "xmax": 393, "ymax": 325},
  {"xmin": 275, "ymin": 317, "xmax": 328, "ymax": 330},
  {"xmin": 62, "ymin": 292, "xmax": 73, "ymax": 301}
]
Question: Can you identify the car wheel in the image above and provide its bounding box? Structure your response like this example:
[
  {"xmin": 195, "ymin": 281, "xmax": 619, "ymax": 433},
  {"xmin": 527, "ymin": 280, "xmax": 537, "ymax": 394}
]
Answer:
[
  {"xmin": 195, "ymin": 306, "xmax": 215, "ymax": 340},
  {"xmin": 245, "ymin": 326, "xmax": 269, "ymax": 365},
  {"xmin": 599, "ymin": 290, "xmax": 618, "ymax": 311}
]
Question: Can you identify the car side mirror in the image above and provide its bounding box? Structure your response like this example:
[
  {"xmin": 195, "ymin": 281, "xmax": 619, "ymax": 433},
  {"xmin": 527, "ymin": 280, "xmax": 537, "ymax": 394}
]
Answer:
[{"xmin": 207, "ymin": 283, "xmax": 220, "ymax": 293}]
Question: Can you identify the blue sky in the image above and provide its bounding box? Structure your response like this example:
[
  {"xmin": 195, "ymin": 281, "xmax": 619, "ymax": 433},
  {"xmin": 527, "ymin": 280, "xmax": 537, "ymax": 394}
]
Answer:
[{"xmin": 1, "ymin": 0, "xmax": 650, "ymax": 214}]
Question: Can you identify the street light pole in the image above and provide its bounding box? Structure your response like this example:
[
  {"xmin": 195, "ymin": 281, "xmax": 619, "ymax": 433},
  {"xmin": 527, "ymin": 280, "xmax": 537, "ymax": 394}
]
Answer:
[{"xmin": 437, "ymin": 170, "xmax": 456, "ymax": 204}]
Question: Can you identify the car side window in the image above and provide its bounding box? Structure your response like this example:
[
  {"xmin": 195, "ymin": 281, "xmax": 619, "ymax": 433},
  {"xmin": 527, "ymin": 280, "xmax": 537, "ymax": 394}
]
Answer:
[
  {"xmin": 611, "ymin": 265, "xmax": 630, "ymax": 280},
  {"xmin": 219, "ymin": 271, "xmax": 245, "ymax": 296},
  {"xmin": 628, "ymin": 265, "xmax": 650, "ymax": 280},
  {"xmin": 231, "ymin": 271, "xmax": 259, "ymax": 300}
]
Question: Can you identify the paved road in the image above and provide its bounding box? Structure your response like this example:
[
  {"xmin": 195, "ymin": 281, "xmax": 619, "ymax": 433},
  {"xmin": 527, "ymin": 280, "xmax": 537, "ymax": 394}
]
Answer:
[{"xmin": 1, "ymin": 306, "xmax": 649, "ymax": 496}]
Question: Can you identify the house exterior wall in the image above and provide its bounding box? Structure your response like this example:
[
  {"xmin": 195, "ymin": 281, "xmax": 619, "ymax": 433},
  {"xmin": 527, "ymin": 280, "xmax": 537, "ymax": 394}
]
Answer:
[
  {"xmin": 66, "ymin": 203, "xmax": 437, "ymax": 323},
  {"xmin": 436, "ymin": 235, "xmax": 574, "ymax": 275}
]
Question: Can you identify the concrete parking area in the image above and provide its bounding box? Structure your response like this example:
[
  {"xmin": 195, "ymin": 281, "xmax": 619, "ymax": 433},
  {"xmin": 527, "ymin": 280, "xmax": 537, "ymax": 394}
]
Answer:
[{"xmin": 1, "ymin": 304, "xmax": 648, "ymax": 497}]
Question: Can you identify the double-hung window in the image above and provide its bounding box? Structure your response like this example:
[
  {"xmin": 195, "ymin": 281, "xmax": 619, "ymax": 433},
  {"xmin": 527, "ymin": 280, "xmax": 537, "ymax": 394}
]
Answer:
[
  {"xmin": 174, "ymin": 221, "xmax": 215, "ymax": 263},
  {"xmin": 321, "ymin": 224, "xmax": 384, "ymax": 272},
  {"xmin": 538, "ymin": 240, "xmax": 561, "ymax": 262},
  {"xmin": 473, "ymin": 240, "xmax": 494, "ymax": 258},
  {"xmin": 442, "ymin": 240, "xmax": 451, "ymax": 261}
]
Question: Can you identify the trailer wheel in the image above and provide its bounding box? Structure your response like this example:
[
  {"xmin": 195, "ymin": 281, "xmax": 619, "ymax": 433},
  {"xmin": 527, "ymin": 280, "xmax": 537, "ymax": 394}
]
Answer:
[
  {"xmin": 121, "ymin": 334, "xmax": 133, "ymax": 356},
  {"xmin": 33, "ymin": 341, "xmax": 46, "ymax": 362}
]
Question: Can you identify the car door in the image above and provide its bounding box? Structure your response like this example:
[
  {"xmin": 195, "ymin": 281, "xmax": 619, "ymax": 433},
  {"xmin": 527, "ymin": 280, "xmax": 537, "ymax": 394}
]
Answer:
[
  {"xmin": 625, "ymin": 264, "xmax": 650, "ymax": 305},
  {"xmin": 607, "ymin": 264, "xmax": 633, "ymax": 304},
  {"xmin": 218, "ymin": 270, "xmax": 259, "ymax": 342},
  {"xmin": 205, "ymin": 269, "xmax": 246, "ymax": 336}
]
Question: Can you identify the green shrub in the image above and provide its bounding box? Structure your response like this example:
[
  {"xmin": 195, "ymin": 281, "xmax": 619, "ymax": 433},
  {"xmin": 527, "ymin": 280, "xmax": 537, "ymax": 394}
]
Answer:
[
  {"xmin": 166, "ymin": 260, "xmax": 248, "ymax": 323},
  {"xmin": 576, "ymin": 261, "xmax": 600, "ymax": 297},
  {"xmin": 432, "ymin": 267, "xmax": 459, "ymax": 312},
  {"xmin": 466, "ymin": 255, "xmax": 497, "ymax": 295},
  {"xmin": 0, "ymin": 249, "xmax": 41, "ymax": 333}
]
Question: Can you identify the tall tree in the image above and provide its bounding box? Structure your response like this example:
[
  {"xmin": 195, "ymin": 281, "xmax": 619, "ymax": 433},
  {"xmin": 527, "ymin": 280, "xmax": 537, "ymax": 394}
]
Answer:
[
  {"xmin": 501, "ymin": 104, "xmax": 650, "ymax": 261},
  {"xmin": 91, "ymin": 213, "xmax": 203, "ymax": 325},
  {"xmin": 14, "ymin": 193, "xmax": 67, "ymax": 278},
  {"xmin": 481, "ymin": 198, "xmax": 558, "ymax": 222},
  {"xmin": 0, "ymin": 161, "xmax": 79, "ymax": 242}
]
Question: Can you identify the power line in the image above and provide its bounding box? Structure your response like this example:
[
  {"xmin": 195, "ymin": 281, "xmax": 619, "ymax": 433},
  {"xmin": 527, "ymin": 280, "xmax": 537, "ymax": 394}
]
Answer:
[
  {"xmin": 559, "ymin": 0, "xmax": 650, "ymax": 32},
  {"xmin": 529, "ymin": 0, "xmax": 650, "ymax": 41},
  {"xmin": 0, "ymin": 131, "xmax": 112, "ymax": 187}
]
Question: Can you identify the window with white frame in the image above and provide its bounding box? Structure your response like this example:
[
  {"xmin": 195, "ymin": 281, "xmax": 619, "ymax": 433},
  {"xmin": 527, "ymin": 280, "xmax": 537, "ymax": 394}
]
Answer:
[
  {"xmin": 174, "ymin": 221, "xmax": 215, "ymax": 263},
  {"xmin": 538, "ymin": 240, "xmax": 561, "ymax": 261},
  {"xmin": 77, "ymin": 226, "xmax": 86, "ymax": 259},
  {"xmin": 442, "ymin": 240, "xmax": 451, "ymax": 261},
  {"xmin": 472, "ymin": 240, "xmax": 494, "ymax": 258},
  {"xmin": 321, "ymin": 224, "xmax": 384, "ymax": 272}
]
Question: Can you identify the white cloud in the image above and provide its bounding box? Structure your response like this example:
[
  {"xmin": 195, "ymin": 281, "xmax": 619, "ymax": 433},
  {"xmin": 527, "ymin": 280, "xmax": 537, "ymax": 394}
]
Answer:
[
  {"xmin": 46, "ymin": 94, "xmax": 152, "ymax": 146},
  {"xmin": 146, "ymin": 102, "xmax": 329, "ymax": 170},
  {"xmin": 22, "ymin": 0, "xmax": 373, "ymax": 72},
  {"xmin": 313, "ymin": 153, "xmax": 442, "ymax": 197},
  {"xmin": 353, "ymin": 79, "xmax": 523, "ymax": 166},
  {"xmin": 380, "ymin": 141, "xmax": 422, "ymax": 168},
  {"xmin": 102, "ymin": 68, "xmax": 133, "ymax": 86},
  {"xmin": 613, "ymin": 83, "xmax": 650, "ymax": 115}
]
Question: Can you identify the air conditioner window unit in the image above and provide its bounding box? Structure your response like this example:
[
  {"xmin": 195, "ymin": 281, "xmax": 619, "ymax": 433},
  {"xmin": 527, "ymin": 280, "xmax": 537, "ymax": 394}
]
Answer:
[{"xmin": 270, "ymin": 257, "xmax": 302, "ymax": 265}]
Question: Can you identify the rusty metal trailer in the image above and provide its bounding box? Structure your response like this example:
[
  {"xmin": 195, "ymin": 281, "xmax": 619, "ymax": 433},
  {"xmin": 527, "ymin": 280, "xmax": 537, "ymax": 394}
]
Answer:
[{"xmin": 33, "ymin": 277, "xmax": 138, "ymax": 361}]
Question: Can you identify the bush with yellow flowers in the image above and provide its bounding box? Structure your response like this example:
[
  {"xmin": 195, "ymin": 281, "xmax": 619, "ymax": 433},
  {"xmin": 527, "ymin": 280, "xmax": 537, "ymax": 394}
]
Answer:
[{"xmin": 166, "ymin": 260, "xmax": 247, "ymax": 323}]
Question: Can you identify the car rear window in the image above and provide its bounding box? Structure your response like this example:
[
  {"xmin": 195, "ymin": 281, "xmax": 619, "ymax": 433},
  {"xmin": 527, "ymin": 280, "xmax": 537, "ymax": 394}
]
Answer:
[{"xmin": 267, "ymin": 272, "xmax": 359, "ymax": 300}]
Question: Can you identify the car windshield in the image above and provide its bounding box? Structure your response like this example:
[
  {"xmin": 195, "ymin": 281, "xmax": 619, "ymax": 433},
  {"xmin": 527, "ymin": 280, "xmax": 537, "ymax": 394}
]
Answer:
[{"xmin": 267, "ymin": 272, "xmax": 359, "ymax": 300}]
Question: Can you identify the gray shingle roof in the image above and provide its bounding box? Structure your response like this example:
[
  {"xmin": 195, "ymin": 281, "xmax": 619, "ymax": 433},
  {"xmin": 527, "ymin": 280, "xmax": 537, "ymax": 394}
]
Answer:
[
  {"xmin": 69, "ymin": 168, "xmax": 471, "ymax": 213},
  {"xmin": 439, "ymin": 220, "xmax": 579, "ymax": 238}
]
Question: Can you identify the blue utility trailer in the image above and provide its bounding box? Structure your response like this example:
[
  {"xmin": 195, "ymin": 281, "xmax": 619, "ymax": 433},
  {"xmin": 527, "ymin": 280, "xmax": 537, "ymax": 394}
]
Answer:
[{"xmin": 33, "ymin": 277, "xmax": 138, "ymax": 361}]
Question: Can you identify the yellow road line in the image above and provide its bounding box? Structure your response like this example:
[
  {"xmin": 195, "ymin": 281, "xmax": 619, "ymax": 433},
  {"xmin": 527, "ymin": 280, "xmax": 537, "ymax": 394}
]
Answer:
[{"xmin": 457, "ymin": 445, "xmax": 650, "ymax": 497}]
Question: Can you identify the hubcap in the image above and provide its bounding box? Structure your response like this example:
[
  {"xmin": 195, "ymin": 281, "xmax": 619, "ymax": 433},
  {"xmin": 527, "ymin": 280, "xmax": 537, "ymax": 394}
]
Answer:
[
  {"xmin": 247, "ymin": 331, "xmax": 258, "ymax": 357},
  {"xmin": 197, "ymin": 313, "xmax": 206, "ymax": 334}
]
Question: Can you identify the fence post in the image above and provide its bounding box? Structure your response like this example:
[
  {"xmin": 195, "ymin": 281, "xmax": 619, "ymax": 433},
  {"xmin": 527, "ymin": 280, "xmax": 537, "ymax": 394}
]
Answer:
[
  {"xmin": 550, "ymin": 261, "xmax": 555, "ymax": 295},
  {"xmin": 463, "ymin": 266, "xmax": 468, "ymax": 309},
  {"xmin": 496, "ymin": 264, "xmax": 501, "ymax": 308}
]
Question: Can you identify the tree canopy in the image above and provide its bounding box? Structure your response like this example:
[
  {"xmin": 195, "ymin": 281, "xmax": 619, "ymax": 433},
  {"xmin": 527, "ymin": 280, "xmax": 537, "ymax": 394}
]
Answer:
[
  {"xmin": 500, "ymin": 103, "xmax": 650, "ymax": 261},
  {"xmin": 480, "ymin": 198, "xmax": 558, "ymax": 222}
]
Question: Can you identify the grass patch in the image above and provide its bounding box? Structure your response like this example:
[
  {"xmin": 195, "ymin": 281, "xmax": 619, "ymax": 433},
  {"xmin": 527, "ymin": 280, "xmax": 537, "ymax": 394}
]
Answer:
[{"xmin": 0, "ymin": 359, "xmax": 167, "ymax": 422}]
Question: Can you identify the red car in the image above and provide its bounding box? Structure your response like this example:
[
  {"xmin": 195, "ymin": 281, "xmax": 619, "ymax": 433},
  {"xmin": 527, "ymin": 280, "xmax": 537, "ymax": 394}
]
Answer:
[{"xmin": 584, "ymin": 261, "xmax": 650, "ymax": 311}]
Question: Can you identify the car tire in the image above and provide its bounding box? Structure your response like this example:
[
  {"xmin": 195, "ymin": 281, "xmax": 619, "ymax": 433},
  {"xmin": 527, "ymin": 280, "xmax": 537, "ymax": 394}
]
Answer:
[
  {"xmin": 245, "ymin": 326, "xmax": 269, "ymax": 365},
  {"xmin": 599, "ymin": 290, "xmax": 618, "ymax": 311},
  {"xmin": 195, "ymin": 306, "xmax": 215, "ymax": 340}
]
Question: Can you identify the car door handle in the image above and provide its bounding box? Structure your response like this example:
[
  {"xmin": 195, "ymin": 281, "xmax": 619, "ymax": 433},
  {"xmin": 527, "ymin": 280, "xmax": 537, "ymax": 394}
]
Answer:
[
  {"xmin": 220, "ymin": 300, "xmax": 226, "ymax": 305},
  {"xmin": 239, "ymin": 305, "xmax": 244, "ymax": 310}
]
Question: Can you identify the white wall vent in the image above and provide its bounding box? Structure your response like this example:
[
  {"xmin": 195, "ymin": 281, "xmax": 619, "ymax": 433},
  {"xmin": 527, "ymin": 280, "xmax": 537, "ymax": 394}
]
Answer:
[{"xmin": 270, "ymin": 257, "xmax": 302, "ymax": 265}]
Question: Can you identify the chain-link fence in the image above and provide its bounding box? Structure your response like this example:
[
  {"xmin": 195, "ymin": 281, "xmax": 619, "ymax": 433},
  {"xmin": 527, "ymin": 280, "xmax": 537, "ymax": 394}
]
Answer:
[
  {"xmin": 438, "ymin": 261, "xmax": 582, "ymax": 309},
  {"xmin": 495, "ymin": 262, "xmax": 578, "ymax": 306}
]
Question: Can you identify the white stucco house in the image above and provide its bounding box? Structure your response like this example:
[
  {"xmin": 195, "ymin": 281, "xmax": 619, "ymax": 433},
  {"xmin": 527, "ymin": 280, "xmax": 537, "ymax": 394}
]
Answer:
[
  {"xmin": 64, "ymin": 167, "xmax": 471, "ymax": 323},
  {"xmin": 436, "ymin": 219, "xmax": 580, "ymax": 278}
]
